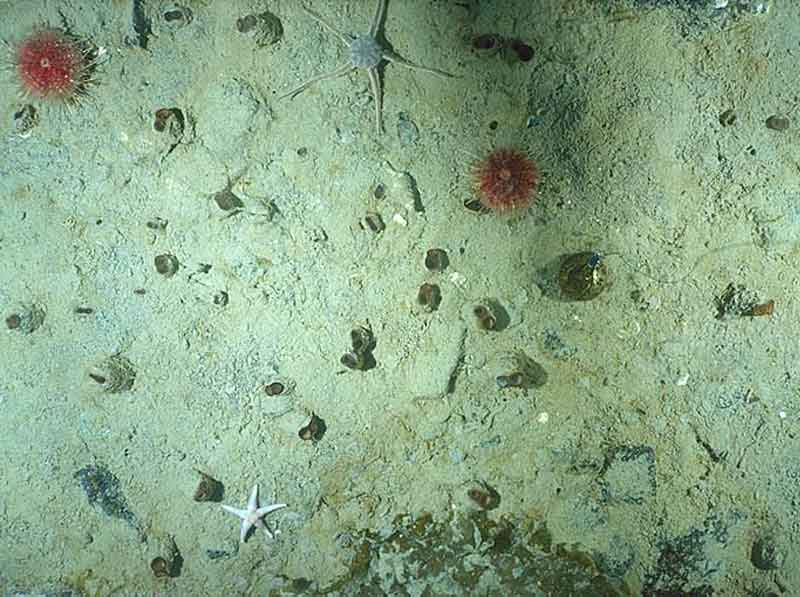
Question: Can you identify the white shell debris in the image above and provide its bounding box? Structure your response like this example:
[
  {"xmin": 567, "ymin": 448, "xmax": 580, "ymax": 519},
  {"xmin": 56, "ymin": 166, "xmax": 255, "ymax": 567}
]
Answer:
[
  {"xmin": 383, "ymin": 160, "xmax": 421, "ymax": 212},
  {"xmin": 449, "ymin": 271, "xmax": 467, "ymax": 289}
]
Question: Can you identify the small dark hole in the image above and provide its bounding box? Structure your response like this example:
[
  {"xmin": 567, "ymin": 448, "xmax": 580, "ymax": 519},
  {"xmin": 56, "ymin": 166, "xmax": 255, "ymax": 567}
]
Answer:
[
  {"xmin": 473, "ymin": 34, "xmax": 500, "ymax": 50},
  {"xmin": 264, "ymin": 382, "xmax": 285, "ymax": 396},
  {"xmin": 5, "ymin": 314, "xmax": 21, "ymax": 329},
  {"xmin": 89, "ymin": 373, "xmax": 107, "ymax": 384},
  {"xmin": 163, "ymin": 9, "xmax": 184, "ymax": 22},
  {"xmin": 146, "ymin": 217, "xmax": 168, "ymax": 230},
  {"xmin": 510, "ymin": 40, "xmax": 534, "ymax": 62}
]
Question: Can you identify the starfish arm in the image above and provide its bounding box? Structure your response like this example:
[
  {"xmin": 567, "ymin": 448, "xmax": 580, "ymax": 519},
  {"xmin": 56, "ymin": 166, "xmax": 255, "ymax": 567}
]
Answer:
[
  {"xmin": 247, "ymin": 485, "xmax": 259, "ymax": 511},
  {"xmin": 254, "ymin": 519, "xmax": 275, "ymax": 540},
  {"xmin": 240, "ymin": 520, "xmax": 253, "ymax": 543},
  {"xmin": 302, "ymin": 4, "xmax": 353, "ymax": 46},
  {"xmin": 370, "ymin": 0, "xmax": 387, "ymax": 37},
  {"xmin": 367, "ymin": 67, "xmax": 383, "ymax": 134},
  {"xmin": 279, "ymin": 63, "xmax": 356, "ymax": 100},
  {"xmin": 381, "ymin": 49, "xmax": 454, "ymax": 78},
  {"xmin": 221, "ymin": 505, "xmax": 247, "ymax": 519},
  {"xmin": 255, "ymin": 503, "xmax": 287, "ymax": 517}
]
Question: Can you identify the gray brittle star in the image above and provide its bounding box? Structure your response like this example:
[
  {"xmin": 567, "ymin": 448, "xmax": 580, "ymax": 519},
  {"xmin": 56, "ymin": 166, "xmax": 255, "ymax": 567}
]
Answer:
[{"xmin": 279, "ymin": 0, "xmax": 453, "ymax": 134}]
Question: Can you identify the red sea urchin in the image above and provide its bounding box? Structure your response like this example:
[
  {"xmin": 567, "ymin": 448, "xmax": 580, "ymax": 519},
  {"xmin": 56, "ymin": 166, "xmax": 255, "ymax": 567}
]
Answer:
[
  {"xmin": 473, "ymin": 148, "xmax": 539, "ymax": 211},
  {"xmin": 15, "ymin": 28, "xmax": 95, "ymax": 102}
]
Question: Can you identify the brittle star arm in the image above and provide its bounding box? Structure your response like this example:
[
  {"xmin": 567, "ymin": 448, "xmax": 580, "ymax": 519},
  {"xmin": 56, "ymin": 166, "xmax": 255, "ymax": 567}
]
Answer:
[
  {"xmin": 367, "ymin": 66, "xmax": 383, "ymax": 134},
  {"xmin": 370, "ymin": 0, "xmax": 387, "ymax": 38},
  {"xmin": 278, "ymin": 63, "xmax": 355, "ymax": 100},
  {"xmin": 301, "ymin": 4, "xmax": 353, "ymax": 45},
  {"xmin": 381, "ymin": 49, "xmax": 454, "ymax": 78}
]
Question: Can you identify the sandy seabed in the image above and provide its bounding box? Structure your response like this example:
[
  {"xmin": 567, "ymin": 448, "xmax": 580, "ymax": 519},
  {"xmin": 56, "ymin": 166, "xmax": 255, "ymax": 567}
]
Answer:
[{"xmin": 1, "ymin": 0, "xmax": 798, "ymax": 595}]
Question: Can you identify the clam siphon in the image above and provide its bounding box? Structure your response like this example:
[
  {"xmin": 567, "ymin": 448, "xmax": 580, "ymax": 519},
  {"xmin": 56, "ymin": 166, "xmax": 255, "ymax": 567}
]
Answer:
[
  {"xmin": 5, "ymin": 302, "xmax": 45, "ymax": 334},
  {"xmin": 237, "ymin": 11, "xmax": 283, "ymax": 48},
  {"xmin": 88, "ymin": 354, "xmax": 137, "ymax": 393},
  {"xmin": 494, "ymin": 351, "xmax": 547, "ymax": 390},
  {"xmin": 473, "ymin": 303, "xmax": 497, "ymax": 331},
  {"xmin": 193, "ymin": 470, "xmax": 223, "ymax": 502},
  {"xmin": 299, "ymin": 413, "xmax": 326, "ymax": 441},
  {"xmin": 350, "ymin": 325, "xmax": 376, "ymax": 355},
  {"xmin": 417, "ymin": 283, "xmax": 442, "ymax": 311}
]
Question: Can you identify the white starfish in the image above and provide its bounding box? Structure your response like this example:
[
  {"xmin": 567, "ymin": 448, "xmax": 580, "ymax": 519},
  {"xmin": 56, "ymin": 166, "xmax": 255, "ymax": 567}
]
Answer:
[
  {"xmin": 279, "ymin": 0, "xmax": 453, "ymax": 134},
  {"xmin": 221, "ymin": 484, "xmax": 286, "ymax": 543}
]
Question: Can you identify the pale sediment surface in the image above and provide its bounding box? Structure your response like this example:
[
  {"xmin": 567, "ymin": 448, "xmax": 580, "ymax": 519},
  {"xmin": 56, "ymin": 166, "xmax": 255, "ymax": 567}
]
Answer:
[{"xmin": 1, "ymin": 0, "xmax": 798, "ymax": 595}]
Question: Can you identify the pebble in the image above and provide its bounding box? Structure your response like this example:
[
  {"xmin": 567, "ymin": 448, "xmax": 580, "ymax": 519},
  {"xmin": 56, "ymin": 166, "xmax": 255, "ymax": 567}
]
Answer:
[{"xmin": 765, "ymin": 115, "xmax": 790, "ymax": 132}]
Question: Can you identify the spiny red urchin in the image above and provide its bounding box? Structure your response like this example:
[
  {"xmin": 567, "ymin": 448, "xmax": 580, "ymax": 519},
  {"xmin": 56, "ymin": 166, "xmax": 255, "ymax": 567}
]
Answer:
[
  {"xmin": 14, "ymin": 27, "xmax": 97, "ymax": 103},
  {"xmin": 473, "ymin": 148, "xmax": 539, "ymax": 212}
]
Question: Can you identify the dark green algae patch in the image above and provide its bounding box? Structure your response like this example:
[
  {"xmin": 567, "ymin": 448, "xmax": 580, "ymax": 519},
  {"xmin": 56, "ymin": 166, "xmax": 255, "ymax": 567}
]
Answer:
[{"xmin": 272, "ymin": 510, "xmax": 630, "ymax": 596}]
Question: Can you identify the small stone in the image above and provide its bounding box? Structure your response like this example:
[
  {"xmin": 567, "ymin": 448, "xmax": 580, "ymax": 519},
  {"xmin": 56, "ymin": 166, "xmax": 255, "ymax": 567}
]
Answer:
[
  {"xmin": 361, "ymin": 212, "xmax": 385, "ymax": 233},
  {"xmin": 397, "ymin": 112, "xmax": 419, "ymax": 145},
  {"xmin": 12, "ymin": 104, "xmax": 38, "ymax": 137},
  {"xmin": 213, "ymin": 187, "xmax": 244, "ymax": 211},
  {"xmin": 765, "ymin": 115, "xmax": 790, "ymax": 132}
]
